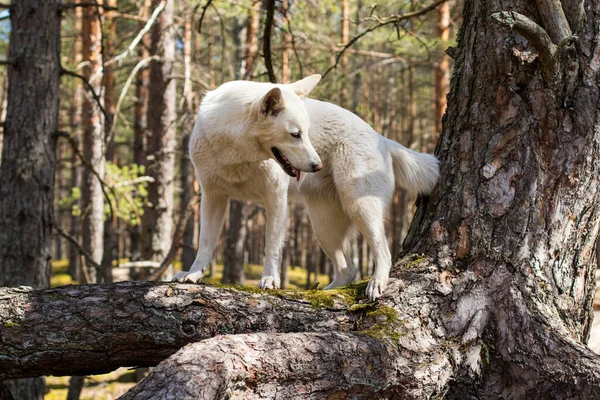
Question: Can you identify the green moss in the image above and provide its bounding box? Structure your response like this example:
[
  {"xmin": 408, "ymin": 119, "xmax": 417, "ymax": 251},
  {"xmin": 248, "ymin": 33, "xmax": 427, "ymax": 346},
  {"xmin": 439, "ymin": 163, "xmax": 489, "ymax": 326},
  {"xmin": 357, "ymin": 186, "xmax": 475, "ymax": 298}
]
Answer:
[
  {"xmin": 395, "ymin": 254, "xmax": 427, "ymax": 271},
  {"xmin": 361, "ymin": 305, "xmax": 405, "ymax": 344},
  {"xmin": 3, "ymin": 321, "xmax": 20, "ymax": 328},
  {"xmin": 279, "ymin": 280, "xmax": 369, "ymax": 309},
  {"xmin": 479, "ymin": 339, "xmax": 491, "ymax": 367}
]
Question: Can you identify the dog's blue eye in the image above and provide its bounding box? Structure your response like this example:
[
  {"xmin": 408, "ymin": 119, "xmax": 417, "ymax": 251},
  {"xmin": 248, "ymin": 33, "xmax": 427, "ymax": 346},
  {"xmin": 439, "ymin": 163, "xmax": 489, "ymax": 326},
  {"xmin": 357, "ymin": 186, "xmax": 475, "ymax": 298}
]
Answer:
[{"xmin": 290, "ymin": 131, "xmax": 301, "ymax": 138}]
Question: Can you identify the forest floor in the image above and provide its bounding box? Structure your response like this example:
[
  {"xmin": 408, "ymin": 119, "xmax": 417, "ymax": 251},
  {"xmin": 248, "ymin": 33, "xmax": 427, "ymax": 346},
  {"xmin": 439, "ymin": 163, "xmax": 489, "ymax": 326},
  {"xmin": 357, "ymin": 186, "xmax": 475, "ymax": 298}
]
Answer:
[{"xmin": 44, "ymin": 260, "xmax": 331, "ymax": 399}]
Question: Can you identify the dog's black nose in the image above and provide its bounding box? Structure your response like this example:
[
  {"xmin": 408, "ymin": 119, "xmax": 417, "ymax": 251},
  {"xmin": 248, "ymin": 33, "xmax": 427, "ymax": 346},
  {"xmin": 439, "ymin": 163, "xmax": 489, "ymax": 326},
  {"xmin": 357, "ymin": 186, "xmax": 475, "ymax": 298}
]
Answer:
[{"xmin": 312, "ymin": 163, "xmax": 323, "ymax": 172}]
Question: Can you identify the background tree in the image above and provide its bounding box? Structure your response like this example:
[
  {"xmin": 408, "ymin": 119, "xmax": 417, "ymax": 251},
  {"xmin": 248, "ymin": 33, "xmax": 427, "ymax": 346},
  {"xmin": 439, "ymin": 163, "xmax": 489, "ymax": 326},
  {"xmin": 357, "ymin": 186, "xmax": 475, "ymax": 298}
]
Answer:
[
  {"xmin": 142, "ymin": 0, "xmax": 177, "ymax": 276},
  {"xmin": 0, "ymin": 0, "xmax": 62, "ymax": 398},
  {"xmin": 81, "ymin": 2, "xmax": 105, "ymax": 284}
]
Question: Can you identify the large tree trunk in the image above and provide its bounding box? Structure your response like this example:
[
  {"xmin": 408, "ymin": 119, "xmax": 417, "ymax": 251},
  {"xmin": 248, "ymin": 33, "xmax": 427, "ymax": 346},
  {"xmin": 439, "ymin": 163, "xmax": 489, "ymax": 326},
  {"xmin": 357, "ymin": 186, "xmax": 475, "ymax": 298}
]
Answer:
[
  {"xmin": 142, "ymin": 0, "xmax": 176, "ymax": 272},
  {"xmin": 81, "ymin": 1, "xmax": 105, "ymax": 284},
  {"xmin": 0, "ymin": 1, "xmax": 61, "ymax": 398},
  {"xmin": 402, "ymin": 0, "xmax": 600, "ymax": 396},
  {"xmin": 0, "ymin": 282, "xmax": 357, "ymax": 380}
]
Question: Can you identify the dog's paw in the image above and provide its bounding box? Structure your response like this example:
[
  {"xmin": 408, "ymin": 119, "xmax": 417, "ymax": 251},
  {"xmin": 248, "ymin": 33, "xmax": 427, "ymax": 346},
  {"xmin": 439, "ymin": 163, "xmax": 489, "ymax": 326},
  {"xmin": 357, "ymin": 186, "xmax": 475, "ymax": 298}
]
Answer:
[
  {"xmin": 173, "ymin": 270, "xmax": 205, "ymax": 283},
  {"xmin": 259, "ymin": 276, "xmax": 280, "ymax": 290},
  {"xmin": 365, "ymin": 275, "xmax": 389, "ymax": 302}
]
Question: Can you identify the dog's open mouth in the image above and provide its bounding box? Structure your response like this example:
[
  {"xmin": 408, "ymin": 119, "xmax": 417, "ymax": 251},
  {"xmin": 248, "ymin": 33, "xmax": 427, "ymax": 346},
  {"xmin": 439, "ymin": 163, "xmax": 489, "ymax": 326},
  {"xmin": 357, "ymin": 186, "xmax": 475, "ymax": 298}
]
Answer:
[{"xmin": 271, "ymin": 147, "xmax": 302, "ymax": 181}]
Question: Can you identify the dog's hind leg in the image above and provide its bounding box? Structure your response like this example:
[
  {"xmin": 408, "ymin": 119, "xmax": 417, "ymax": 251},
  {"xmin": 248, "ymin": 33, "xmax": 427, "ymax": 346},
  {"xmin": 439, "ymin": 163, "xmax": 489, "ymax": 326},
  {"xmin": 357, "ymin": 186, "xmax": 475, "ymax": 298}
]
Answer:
[
  {"xmin": 305, "ymin": 196, "xmax": 356, "ymax": 289},
  {"xmin": 342, "ymin": 195, "xmax": 392, "ymax": 301},
  {"xmin": 173, "ymin": 191, "xmax": 228, "ymax": 283}
]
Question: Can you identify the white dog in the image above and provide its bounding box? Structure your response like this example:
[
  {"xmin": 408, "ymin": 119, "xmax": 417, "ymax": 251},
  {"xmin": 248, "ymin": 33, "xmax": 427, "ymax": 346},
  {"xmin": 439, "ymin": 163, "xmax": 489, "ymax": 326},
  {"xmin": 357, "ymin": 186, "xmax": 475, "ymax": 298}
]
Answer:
[{"xmin": 174, "ymin": 75, "xmax": 439, "ymax": 301}]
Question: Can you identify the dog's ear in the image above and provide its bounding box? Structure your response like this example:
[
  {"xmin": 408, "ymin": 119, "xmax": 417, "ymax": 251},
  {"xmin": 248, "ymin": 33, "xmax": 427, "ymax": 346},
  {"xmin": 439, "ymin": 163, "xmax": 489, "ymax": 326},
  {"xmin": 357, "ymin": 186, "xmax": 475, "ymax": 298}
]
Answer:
[
  {"xmin": 289, "ymin": 74, "xmax": 321, "ymax": 99},
  {"xmin": 260, "ymin": 87, "xmax": 285, "ymax": 117}
]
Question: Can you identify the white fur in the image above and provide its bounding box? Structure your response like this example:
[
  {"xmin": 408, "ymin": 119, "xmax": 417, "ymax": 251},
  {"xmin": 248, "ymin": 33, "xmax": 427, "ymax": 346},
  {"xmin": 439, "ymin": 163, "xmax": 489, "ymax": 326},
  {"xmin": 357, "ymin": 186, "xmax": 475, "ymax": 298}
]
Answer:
[{"xmin": 173, "ymin": 75, "xmax": 440, "ymax": 301}]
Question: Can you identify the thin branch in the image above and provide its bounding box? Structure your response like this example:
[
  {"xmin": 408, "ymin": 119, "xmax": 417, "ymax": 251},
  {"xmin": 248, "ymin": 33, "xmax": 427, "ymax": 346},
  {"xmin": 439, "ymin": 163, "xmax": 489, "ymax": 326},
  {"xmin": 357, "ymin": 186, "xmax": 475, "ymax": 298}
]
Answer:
[
  {"xmin": 287, "ymin": 15, "xmax": 304, "ymax": 78},
  {"xmin": 61, "ymin": 2, "xmax": 118, "ymax": 11},
  {"xmin": 119, "ymin": 261, "xmax": 160, "ymax": 268},
  {"xmin": 197, "ymin": 0, "xmax": 214, "ymax": 34},
  {"xmin": 263, "ymin": 0, "xmax": 277, "ymax": 83},
  {"xmin": 107, "ymin": 55, "xmax": 160, "ymax": 148},
  {"xmin": 54, "ymin": 225, "xmax": 102, "ymax": 272},
  {"xmin": 103, "ymin": 0, "xmax": 166, "ymax": 69},
  {"xmin": 112, "ymin": 176, "xmax": 155, "ymax": 188},
  {"xmin": 492, "ymin": 11, "xmax": 557, "ymax": 73},
  {"xmin": 113, "ymin": 13, "xmax": 149, "ymax": 22},
  {"xmin": 60, "ymin": 67, "xmax": 110, "ymax": 123},
  {"xmin": 54, "ymin": 131, "xmax": 116, "ymax": 221},
  {"xmin": 322, "ymin": 0, "xmax": 448, "ymax": 79},
  {"xmin": 149, "ymin": 195, "xmax": 201, "ymax": 281}
]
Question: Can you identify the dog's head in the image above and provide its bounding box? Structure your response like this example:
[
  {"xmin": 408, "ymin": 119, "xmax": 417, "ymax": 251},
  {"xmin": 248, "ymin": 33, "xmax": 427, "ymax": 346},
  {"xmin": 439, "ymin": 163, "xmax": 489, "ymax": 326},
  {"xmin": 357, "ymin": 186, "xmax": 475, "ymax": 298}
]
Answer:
[{"xmin": 251, "ymin": 75, "xmax": 323, "ymax": 181}]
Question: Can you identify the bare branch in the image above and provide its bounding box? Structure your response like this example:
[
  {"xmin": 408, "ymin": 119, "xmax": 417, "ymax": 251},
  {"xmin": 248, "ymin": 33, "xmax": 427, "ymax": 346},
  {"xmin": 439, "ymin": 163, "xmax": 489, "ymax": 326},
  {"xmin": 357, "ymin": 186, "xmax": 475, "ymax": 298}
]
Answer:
[
  {"xmin": 287, "ymin": 14, "xmax": 304, "ymax": 78},
  {"xmin": 107, "ymin": 55, "xmax": 160, "ymax": 148},
  {"xmin": 492, "ymin": 11, "xmax": 557, "ymax": 75},
  {"xmin": 118, "ymin": 261, "xmax": 160, "ymax": 268},
  {"xmin": 54, "ymin": 225, "xmax": 102, "ymax": 273},
  {"xmin": 263, "ymin": 0, "xmax": 277, "ymax": 83},
  {"xmin": 104, "ymin": 1, "xmax": 166, "ymax": 68},
  {"xmin": 322, "ymin": 0, "xmax": 448, "ymax": 79},
  {"xmin": 54, "ymin": 130, "xmax": 116, "ymax": 220},
  {"xmin": 60, "ymin": 67, "xmax": 110, "ymax": 123},
  {"xmin": 197, "ymin": 0, "xmax": 214, "ymax": 34}
]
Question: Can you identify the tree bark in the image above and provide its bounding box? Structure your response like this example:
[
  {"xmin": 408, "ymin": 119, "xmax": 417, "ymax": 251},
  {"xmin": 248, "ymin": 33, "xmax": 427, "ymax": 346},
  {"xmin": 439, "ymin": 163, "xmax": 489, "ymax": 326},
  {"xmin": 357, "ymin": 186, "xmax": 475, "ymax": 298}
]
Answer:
[
  {"xmin": 340, "ymin": 0, "xmax": 350, "ymax": 107},
  {"xmin": 68, "ymin": 3, "xmax": 83, "ymax": 282},
  {"xmin": 0, "ymin": 282, "xmax": 358, "ymax": 380},
  {"xmin": 223, "ymin": 201, "xmax": 247, "ymax": 285},
  {"xmin": 0, "ymin": 1, "xmax": 61, "ymax": 397},
  {"xmin": 130, "ymin": 0, "xmax": 152, "ymax": 265},
  {"xmin": 434, "ymin": 2, "xmax": 450, "ymax": 137},
  {"xmin": 242, "ymin": 0, "xmax": 261, "ymax": 80},
  {"xmin": 120, "ymin": 332, "xmax": 405, "ymax": 400},
  {"xmin": 101, "ymin": 0, "xmax": 117, "ymax": 284},
  {"xmin": 142, "ymin": 0, "xmax": 176, "ymax": 271},
  {"xmin": 81, "ymin": 1, "xmax": 105, "ymax": 284}
]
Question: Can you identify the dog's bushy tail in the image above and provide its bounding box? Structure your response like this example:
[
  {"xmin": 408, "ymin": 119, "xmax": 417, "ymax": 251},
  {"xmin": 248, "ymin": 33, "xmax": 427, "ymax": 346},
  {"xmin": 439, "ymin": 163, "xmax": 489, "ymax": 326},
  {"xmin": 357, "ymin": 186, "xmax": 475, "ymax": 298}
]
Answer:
[{"xmin": 384, "ymin": 138, "xmax": 440, "ymax": 194}]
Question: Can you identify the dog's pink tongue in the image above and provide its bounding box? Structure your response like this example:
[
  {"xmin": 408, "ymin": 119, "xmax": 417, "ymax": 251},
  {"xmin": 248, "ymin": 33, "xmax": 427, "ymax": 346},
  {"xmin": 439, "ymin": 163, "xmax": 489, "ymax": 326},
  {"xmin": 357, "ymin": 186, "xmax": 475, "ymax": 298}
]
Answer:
[{"xmin": 295, "ymin": 168, "xmax": 301, "ymax": 182}]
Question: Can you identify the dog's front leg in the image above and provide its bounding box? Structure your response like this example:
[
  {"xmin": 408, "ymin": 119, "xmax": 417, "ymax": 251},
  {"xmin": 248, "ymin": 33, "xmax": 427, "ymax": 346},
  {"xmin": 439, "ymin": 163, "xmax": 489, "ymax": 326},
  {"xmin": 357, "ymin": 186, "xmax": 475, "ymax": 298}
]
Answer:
[
  {"xmin": 260, "ymin": 193, "xmax": 288, "ymax": 289},
  {"xmin": 173, "ymin": 191, "xmax": 228, "ymax": 283}
]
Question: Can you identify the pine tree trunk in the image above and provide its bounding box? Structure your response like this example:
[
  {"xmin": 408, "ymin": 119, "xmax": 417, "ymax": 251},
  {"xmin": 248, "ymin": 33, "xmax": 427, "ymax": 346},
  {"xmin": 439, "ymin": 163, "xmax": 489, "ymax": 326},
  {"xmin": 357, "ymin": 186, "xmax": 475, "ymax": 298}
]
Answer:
[
  {"xmin": 143, "ymin": 0, "xmax": 176, "ymax": 271},
  {"xmin": 68, "ymin": 3, "xmax": 83, "ymax": 282},
  {"xmin": 223, "ymin": 201, "xmax": 247, "ymax": 285},
  {"xmin": 434, "ymin": 2, "xmax": 450, "ymax": 137},
  {"xmin": 180, "ymin": 9, "xmax": 198, "ymax": 272},
  {"xmin": 0, "ymin": 0, "xmax": 61, "ymax": 397},
  {"xmin": 130, "ymin": 0, "xmax": 151, "ymax": 265},
  {"xmin": 242, "ymin": 0, "xmax": 261, "ymax": 80},
  {"xmin": 101, "ymin": 0, "xmax": 117, "ymax": 284},
  {"xmin": 81, "ymin": 2, "xmax": 105, "ymax": 284}
]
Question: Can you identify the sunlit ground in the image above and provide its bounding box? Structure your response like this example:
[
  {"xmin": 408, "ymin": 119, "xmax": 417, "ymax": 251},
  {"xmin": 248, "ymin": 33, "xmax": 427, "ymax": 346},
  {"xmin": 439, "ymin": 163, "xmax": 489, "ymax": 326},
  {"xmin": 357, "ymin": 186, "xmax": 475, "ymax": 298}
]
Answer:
[{"xmin": 45, "ymin": 259, "xmax": 331, "ymax": 399}]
